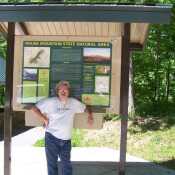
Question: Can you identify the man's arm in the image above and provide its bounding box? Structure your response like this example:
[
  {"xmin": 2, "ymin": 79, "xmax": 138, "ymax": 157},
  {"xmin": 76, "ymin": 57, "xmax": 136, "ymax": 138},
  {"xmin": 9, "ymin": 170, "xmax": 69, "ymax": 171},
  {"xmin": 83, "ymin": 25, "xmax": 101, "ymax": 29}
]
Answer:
[
  {"xmin": 31, "ymin": 106, "xmax": 49, "ymax": 127},
  {"xmin": 85, "ymin": 105, "xmax": 93, "ymax": 126}
]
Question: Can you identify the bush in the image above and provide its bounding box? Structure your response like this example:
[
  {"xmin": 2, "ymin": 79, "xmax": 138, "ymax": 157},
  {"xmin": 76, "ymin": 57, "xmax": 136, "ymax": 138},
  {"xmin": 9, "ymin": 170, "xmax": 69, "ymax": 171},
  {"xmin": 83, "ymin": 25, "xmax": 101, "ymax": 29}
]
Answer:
[
  {"xmin": 71, "ymin": 129, "xmax": 85, "ymax": 147},
  {"xmin": 34, "ymin": 129, "xmax": 86, "ymax": 147},
  {"xmin": 104, "ymin": 113, "xmax": 120, "ymax": 121}
]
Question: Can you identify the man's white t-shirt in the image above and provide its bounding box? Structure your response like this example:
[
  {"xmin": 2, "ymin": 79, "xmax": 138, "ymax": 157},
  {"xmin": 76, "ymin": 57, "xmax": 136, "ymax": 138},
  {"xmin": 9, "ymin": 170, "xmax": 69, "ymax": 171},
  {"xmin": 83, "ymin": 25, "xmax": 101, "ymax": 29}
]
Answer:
[{"xmin": 36, "ymin": 97, "xmax": 86, "ymax": 140}]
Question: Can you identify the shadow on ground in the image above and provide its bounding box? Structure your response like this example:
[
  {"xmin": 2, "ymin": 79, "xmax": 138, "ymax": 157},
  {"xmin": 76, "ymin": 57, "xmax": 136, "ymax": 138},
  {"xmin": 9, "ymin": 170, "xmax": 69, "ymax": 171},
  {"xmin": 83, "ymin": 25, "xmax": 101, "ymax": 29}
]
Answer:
[
  {"xmin": 0, "ymin": 110, "xmax": 33, "ymax": 141},
  {"xmin": 157, "ymin": 159, "xmax": 175, "ymax": 171},
  {"xmin": 58, "ymin": 161, "xmax": 175, "ymax": 175}
]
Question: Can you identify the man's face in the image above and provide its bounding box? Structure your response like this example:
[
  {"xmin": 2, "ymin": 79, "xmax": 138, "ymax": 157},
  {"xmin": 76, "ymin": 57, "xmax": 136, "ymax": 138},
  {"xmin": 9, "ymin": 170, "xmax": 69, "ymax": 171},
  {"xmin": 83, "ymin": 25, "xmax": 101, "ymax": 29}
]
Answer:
[{"xmin": 57, "ymin": 85, "xmax": 69, "ymax": 99}]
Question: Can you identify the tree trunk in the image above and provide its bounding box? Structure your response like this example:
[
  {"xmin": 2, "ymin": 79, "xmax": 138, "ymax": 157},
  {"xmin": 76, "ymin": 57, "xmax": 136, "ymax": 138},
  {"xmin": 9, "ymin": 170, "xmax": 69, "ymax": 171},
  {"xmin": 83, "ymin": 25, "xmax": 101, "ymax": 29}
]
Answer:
[
  {"xmin": 154, "ymin": 27, "xmax": 161, "ymax": 103},
  {"xmin": 128, "ymin": 57, "xmax": 135, "ymax": 118},
  {"xmin": 165, "ymin": 57, "xmax": 171, "ymax": 102}
]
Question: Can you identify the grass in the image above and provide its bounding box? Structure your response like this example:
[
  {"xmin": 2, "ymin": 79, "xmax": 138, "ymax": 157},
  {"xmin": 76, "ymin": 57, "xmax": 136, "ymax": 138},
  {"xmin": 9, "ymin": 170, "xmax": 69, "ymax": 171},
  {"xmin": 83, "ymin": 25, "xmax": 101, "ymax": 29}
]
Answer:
[
  {"xmin": 34, "ymin": 118, "xmax": 175, "ymax": 170},
  {"xmin": 127, "ymin": 118, "xmax": 175, "ymax": 169},
  {"xmin": 34, "ymin": 129, "xmax": 86, "ymax": 147}
]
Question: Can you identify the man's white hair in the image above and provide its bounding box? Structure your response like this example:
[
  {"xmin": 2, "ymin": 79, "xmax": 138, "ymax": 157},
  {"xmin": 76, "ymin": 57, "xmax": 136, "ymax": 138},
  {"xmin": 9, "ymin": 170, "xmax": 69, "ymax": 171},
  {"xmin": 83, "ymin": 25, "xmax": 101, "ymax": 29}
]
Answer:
[{"xmin": 55, "ymin": 80, "xmax": 71, "ymax": 92}]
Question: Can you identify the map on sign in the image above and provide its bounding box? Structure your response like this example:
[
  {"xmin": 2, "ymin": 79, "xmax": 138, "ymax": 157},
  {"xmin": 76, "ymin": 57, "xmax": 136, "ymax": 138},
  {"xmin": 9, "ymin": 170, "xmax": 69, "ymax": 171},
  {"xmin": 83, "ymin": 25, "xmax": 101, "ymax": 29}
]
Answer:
[{"xmin": 21, "ymin": 41, "xmax": 112, "ymax": 107}]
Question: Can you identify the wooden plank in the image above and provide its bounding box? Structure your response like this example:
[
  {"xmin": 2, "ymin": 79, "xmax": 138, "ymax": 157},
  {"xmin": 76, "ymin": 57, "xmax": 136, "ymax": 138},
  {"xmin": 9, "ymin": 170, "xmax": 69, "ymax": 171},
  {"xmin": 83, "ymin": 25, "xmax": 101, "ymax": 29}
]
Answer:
[
  {"xmin": 12, "ymin": 22, "xmax": 148, "ymax": 45},
  {"xmin": 131, "ymin": 23, "xmax": 141, "ymax": 43},
  {"xmin": 25, "ymin": 110, "xmax": 104, "ymax": 129},
  {"xmin": 119, "ymin": 23, "xmax": 130, "ymax": 175},
  {"xmin": 130, "ymin": 43, "xmax": 143, "ymax": 51},
  {"xmin": 140, "ymin": 23, "xmax": 150, "ymax": 44},
  {"xmin": 54, "ymin": 22, "xmax": 64, "ymax": 35},
  {"xmin": 25, "ymin": 22, "xmax": 44, "ymax": 35},
  {"xmin": 101, "ymin": 22, "xmax": 109, "ymax": 37},
  {"xmin": 109, "ymin": 23, "xmax": 117, "ymax": 37},
  {"xmin": 95, "ymin": 22, "xmax": 102, "ymax": 36},
  {"xmin": 87, "ymin": 22, "xmax": 96, "ymax": 36},
  {"xmin": 18, "ymin": 22, "xmax": 29, "ymax": 35},
  {"xmin": 47, "ymin": 22, "xmax": 57, "ymax": 35},
  {"xmin": 67, "ymin": 22, "xmax": 76, "ymax": 36},
  {"xmin": 81, "ymin": 22, "xmax": 89, "ymax": 36},
  {"xmin": 0, "ymin": 22, "xmax": 7, "ymax": 33},
  {"xmin": 40, "ymin": 22, "xmax": 50, "ymax": 35},
  {"xmin": 106, "ymin": 38, "xmax": 121, "ymax": 114},
  {"xmin": 4, "ymin": 22, "xmax": 15, "ymax": 175},
  {"xmin": 115, "ymin": 23, "xmax": 122, "ymax": 37},
  {"xmin": 73, "ymin": 22, "xmax": 77, "ymax": 36},
  {"xmin": 131, "ymin": 23, "xmax": 149, "ymax": 44},
  {"xmin": 74, "ymin": 22, "xmax": 82, "ymax": 36},
  {"xmin": 60, "ymin": 22, "xmax": 69, "ymax": 35}
]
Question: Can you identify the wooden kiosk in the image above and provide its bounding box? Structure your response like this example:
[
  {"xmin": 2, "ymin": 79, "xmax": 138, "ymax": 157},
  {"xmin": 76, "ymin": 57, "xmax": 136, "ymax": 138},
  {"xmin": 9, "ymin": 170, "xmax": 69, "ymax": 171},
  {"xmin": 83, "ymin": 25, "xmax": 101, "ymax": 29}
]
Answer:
[{"xmin": 0, "ymin": 2, "xmax": 171, "ymax": 175}]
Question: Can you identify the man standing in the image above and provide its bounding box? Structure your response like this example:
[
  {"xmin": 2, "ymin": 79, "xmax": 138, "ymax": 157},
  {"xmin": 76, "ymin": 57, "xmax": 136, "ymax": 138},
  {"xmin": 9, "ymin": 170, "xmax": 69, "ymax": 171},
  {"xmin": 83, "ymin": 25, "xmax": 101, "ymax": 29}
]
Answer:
[{"xmin": 31, "ymin": 81, "xmax": 93, "ymax": 175}]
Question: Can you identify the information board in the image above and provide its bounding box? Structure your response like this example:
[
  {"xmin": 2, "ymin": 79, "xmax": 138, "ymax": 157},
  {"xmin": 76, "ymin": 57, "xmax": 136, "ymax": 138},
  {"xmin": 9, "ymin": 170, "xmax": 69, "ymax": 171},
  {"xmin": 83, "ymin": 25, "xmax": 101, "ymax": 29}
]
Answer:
[{"xmin": 22, "ymin": 41, "xmax": 112, "ymax": 107}]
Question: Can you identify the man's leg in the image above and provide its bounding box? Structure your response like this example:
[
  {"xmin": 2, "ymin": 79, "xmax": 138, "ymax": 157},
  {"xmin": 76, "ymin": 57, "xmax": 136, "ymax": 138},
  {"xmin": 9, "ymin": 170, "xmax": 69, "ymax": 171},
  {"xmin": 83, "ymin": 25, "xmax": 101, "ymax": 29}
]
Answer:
[
  {"xmin": 59, "ymin": 140, "xmax": 72, "ymax": 175},
  {"xmin": 45, "ymin": 132, "xmax": 59, "ymax": 175}
]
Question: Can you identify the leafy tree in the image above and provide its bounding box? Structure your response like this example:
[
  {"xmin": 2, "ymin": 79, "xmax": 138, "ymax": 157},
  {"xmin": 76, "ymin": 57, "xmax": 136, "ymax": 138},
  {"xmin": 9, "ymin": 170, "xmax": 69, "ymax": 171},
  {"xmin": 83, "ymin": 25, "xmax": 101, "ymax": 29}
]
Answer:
[
  {"xmin": 0, "ymin": 36, "xmax": 6, "ymax": 59},
  {"xmin": 132, "ymin": 2, "xmax": 175, "ymax": 117}
]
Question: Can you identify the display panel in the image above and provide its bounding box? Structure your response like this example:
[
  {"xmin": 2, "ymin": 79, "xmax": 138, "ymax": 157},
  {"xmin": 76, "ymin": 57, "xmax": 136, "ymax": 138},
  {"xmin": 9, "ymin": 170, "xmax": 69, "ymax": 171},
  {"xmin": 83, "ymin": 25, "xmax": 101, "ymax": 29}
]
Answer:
[{"xmin": 22, "ymin": 41, "xmax": 112, "ymax": 107}]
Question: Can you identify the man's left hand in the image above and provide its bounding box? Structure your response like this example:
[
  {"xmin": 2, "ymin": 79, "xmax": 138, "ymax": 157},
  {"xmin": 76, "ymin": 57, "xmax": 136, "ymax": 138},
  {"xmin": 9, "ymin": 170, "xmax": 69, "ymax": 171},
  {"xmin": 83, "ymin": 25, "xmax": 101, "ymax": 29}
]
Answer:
[{"xmin": 88, "ymin": 113, "xmax": 93, "ymax": 126}]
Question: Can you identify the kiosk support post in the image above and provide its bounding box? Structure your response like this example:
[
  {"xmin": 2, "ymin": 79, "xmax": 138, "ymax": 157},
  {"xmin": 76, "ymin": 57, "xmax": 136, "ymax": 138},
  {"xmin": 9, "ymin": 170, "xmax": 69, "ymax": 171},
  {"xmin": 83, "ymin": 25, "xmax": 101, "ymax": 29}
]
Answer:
[
  {"xmin": 119, "ymin": 23, "xmax": 131, "ymax": 175},
  {"xmin": 4, "ymin": 22, "xmax": 15, "ymax": 175}
]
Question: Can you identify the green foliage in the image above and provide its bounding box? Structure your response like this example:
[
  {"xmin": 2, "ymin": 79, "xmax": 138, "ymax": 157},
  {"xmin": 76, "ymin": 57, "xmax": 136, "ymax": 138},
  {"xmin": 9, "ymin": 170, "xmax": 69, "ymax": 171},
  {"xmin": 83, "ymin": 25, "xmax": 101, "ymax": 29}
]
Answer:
[
  {"xmin": 0, "ymin": 36, "xmax": 6, "ymax": 59},
  {"xmin": 104, "ymin": 113, "xmax": 120, "ymax": 121},
  {"xmin": 127, "ymin": 123, "xmax": 175, "ymax": 170},
  {"xmin": 132, "ymin": 3, "xmax": 175, "ymax": 117},
  {"xmin": 33, "ymin": 137, "xmax": 45, "ymax": 147},
  {"xmin": 34, "ymin": 129, "xmax": 86, "ymax": 147},
  {"xmin": 71, "ymin": 129, "xmax": 85, "ymax": 147}
]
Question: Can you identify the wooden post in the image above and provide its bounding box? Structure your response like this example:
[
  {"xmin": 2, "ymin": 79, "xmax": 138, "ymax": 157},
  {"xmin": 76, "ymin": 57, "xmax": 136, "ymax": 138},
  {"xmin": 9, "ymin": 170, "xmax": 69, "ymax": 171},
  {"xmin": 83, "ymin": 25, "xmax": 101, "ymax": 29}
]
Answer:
[
  {"xmin": 118, "ymin": 23, "xmax": 131, "ymax": 175},
  {"xmin": 4, "ymin": 22, "xmax": 15, "ymax": 175}
]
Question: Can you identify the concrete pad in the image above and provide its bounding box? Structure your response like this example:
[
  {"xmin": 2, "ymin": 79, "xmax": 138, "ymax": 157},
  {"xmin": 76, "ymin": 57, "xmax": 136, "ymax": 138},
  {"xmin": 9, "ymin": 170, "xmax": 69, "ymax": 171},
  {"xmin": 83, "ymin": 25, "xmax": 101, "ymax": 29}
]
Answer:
[
  {"xmin": 0, "ymin": 128, "xmax": 175, "ymax": 175},
  {"xmin": 11, "ymin": 127, "xmax": 45, "ymax": 146},
  {"xmin": 70, "ymin": 147, "xmax": 147, "ymax": 162},
  {"xmin": 62, "ymin": 161, "xmax": 175, "ymax": 175},
  {"xmin": 0, "ymin": 146, "xmax": 47, "ymax": 175},
  {"xmin": 58, "ymin": 148, "xmax": 175, "ymax": 175}
]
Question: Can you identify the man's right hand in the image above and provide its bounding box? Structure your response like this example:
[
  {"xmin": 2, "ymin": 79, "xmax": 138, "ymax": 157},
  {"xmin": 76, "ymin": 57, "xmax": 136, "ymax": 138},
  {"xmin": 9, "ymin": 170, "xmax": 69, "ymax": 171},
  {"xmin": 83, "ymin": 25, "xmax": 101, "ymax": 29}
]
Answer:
[
  {"xmin": 43, "ymin": 117, "xmax": 49, "ymax": 128},
  {"xmin": 31, "ymin": 106, "xmax": 49, "ymax": 128}
]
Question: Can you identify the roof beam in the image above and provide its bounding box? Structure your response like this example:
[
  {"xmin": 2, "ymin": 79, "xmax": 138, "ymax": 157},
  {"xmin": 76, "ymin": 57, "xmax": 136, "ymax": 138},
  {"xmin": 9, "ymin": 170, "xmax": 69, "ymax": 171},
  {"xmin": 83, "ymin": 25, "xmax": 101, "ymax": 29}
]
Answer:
[
  {"xmin": 18, "ymin": 22, "xmax": 29, "ymax": 35},
  {"xmin": 0, "ymin": 22, "xmax": 7, "ymax": 33},
  {"xmin": 130, "ymin": 43, "xmax": 143, "ymax": 51},
  {"xmin": 0, "ymin": 4, "xmax": 171, "ymax": 23},
  {"xmin": 0, "ymin": 22, "xmax": 7, "ymax": 38},
  {"xmin": 0, "ymin": 22, "xmax": 29, "ymax": 36}
]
